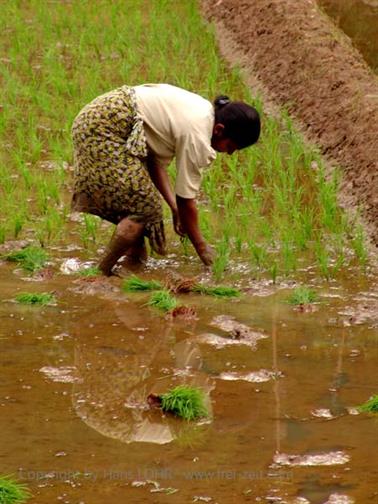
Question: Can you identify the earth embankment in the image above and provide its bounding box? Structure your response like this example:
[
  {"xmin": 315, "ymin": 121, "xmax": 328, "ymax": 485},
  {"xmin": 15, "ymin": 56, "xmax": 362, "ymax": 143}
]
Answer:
[{"xmin": 202, "ymin": 0, "xmax": 378, "ymax": 244}]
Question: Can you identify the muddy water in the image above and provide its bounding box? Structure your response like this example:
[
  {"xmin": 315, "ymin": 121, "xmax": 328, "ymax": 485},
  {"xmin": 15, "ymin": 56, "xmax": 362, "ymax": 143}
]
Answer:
[
  {"xmin": 318, "ymin": 0, "xmax": 378, "ymax": 72},
  {"xmin": 1, "ymin": 252, "xmax": 378, "ymax": 503}
]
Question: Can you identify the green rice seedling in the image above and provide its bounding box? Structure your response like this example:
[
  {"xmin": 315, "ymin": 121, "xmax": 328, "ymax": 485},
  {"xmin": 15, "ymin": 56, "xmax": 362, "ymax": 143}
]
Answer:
[
  {"xmin": 180, "ymin": 236, "xmax": 191, "ymax": 257},
  {"xmin": 358, "ymin": 395, "xmax": 378, "ymax": 413},
  {"xmin": 122, "ymin": 275, "xmax": 162, "ymax": 292},
  {"xmin": 161, "ymin": 385, "xmax": 208, "ymax": 421},
  {"xmin": 83, "ymin": 214, "xmax": 99, "ymax": 243},
  {"xmin": 315, "ymin": 240, "xmax": 330, "ymax": 279},
  {"xmin": 282, "ymin": 237, "xmax": 297, "ymax": 274},
  {"xmin": 212, "ymin": 240, "xmax": 229, "ymax": 281},
  {"xmin": 15, "ymin": 292, "xmax": 55, "ymax": 305},
  {"xmin": 248, "ymin": 240, "xmax": 267, "ymax": 269},
  {"xmin": 77, "ymin": 266, "xmax": 101, "ymax": 277},
  {"xmin": 13, "ymin": 213, "xmax": 24, "ymax": 239},
  {"xmin": 193, "ymin": 284, "xmax": 240, "ymax": 298},
  {"xmin": 287, "ymin": 286, "xmax": 318, "ymax": 305},
  {"xmin": 270, "ymin": 261, "xmax": 278, "ymax": 284},
  {"xmin": 0, "ymin": 475, "xmax": 31, "ymax": 504},
  {"xmin": 351, "ymin": 224, "xmax": 368, "ymax": 265},
  {"xmin": 0, "ymin": 227, "xmax": 5, "ymax": 245},
  {"xmin": 3, "ymin": 246, "xmax": 48, "ymax": 272},
  {"xmin": 146, "ymin": 290, "xmax": 177, "ymax": 312}
]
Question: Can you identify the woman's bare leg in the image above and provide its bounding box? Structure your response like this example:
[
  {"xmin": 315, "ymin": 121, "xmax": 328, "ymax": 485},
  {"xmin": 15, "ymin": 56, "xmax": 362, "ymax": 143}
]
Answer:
[
  {"xmin": 99, "ymin": 217, "xmax": 144, "ymax": 276},
  {"xmin": 124, "ymin": 235, "xmax": 147, "ymax": 264}
]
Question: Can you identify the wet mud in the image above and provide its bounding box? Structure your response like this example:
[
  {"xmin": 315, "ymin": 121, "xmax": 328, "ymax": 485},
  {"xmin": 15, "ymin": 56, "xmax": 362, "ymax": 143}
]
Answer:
[{"xmin": 202, "ymin": 0, "xmax": 378, "ymax": 245}]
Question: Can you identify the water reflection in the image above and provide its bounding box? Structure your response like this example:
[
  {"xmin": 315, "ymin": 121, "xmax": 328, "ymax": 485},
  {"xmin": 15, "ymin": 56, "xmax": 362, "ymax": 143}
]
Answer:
[{"xmin": 71, "ymin": 304, "xmax": 213, "ymax": 445}]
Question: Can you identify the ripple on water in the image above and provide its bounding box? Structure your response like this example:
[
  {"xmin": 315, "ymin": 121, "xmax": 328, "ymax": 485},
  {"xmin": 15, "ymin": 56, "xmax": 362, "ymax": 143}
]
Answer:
[
  {"xmin": 198, "ymin": 315, "xmax": 268, "ymax": 349},
  {"xmin": 324, "ymin": 494, "xmax": 355, "ymax": 504},
  {"xmin": 311, "ymin": 408, "xmax": 335, "ymax": 420},
  {"xmin": 218, "ymin": 369, "xmax": 281, "ymax": 383},
  {"xmin": 272, "ymin": 450, "xmax": 350, "ymax": 467},
  {"xmin": 39, "ymin": 366, "xmax": 81, "ymax": 383}
]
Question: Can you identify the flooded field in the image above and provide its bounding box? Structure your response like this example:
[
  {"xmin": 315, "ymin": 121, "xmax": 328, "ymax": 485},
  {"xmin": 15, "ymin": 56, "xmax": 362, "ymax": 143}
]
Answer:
[
  {"xmin": 1, "ymin": 247, "xmax": 377, "ymax": 503},
  {"xmin": 318, "ymin": 0, "xmax": 378, "ymax": 72},
  {"xmin": 1, "ymin": 0, "xmax": 378, "ymax": 502}
]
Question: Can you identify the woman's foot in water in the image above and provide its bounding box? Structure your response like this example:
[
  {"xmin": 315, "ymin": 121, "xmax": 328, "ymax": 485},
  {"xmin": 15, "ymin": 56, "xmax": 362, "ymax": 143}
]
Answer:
[{"xmin": 99, "ymin": 218, "xmax": 144, "ymax": 276}]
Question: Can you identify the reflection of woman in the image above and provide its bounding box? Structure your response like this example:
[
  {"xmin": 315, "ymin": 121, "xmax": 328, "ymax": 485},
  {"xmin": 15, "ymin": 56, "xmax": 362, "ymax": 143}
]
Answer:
[
  {"xmin": 71, "ymin": 84, "xmax": 260, "ymax": 274},
  {"xmin": 71, "ymin": 306, "xmax": 213, "ymax": 445}
]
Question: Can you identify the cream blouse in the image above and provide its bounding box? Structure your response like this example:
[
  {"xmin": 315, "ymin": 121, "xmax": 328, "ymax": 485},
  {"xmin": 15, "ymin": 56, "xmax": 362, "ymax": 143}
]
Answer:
[{"xmin": 133, "ymin": 83, "xmax": 216, "ymax": 198}]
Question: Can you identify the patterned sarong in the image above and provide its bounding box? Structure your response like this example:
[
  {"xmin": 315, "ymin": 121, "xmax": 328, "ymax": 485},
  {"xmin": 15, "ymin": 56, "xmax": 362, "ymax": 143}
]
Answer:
[{"xmin": 71, "ymin": 86, "xmax": 165, "ymax": 255}]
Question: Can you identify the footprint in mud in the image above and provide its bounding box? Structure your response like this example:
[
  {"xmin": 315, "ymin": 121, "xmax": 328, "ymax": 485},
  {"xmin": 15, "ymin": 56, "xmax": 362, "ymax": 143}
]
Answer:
[
  {"xmin": 198, "ymin": 315, "xmax": 268, "ymax": 349},
  {"xmin": 70, "ymin": 275, "xmax": 119, "ymax": 298}
]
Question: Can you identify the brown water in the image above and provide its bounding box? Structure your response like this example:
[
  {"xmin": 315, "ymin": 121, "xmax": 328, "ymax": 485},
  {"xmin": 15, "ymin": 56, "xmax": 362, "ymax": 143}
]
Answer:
[
  {"xmin": 1, "ymin": 249, "xmax": 378, "ymax": 503},
  {"xmin": 318, "ymin": 0, "xmax": 378, "ymax": 72}
]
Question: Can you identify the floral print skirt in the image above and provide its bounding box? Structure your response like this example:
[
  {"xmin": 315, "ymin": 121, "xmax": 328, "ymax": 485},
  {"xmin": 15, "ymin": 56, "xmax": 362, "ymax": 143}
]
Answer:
[{"xmin": 71, "ymin": 85, "xmax": 166, "ymax": 255}]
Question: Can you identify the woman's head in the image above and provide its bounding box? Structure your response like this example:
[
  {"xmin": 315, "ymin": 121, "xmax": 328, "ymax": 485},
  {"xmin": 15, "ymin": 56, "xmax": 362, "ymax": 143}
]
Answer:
[{"xmin": 211, "ymin": 95, "xmax": 261, "ymax": 154}]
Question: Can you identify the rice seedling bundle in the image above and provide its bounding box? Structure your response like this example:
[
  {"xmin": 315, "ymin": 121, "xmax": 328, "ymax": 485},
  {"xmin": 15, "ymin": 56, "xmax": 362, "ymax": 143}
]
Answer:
[
  {"xmin": 160, "ymin": 385, "xmax": 208, "ymax": 421},
  {"xmin": 3, "ymin": 246, "xmax": 47, "ymax": 272},
  {"xmin": 122, "ymin": 275, "xmax": 162, "ymax": 292},
  {"xmin": 15, "ymin": 292, "xmax": 55, "ymax": 305},
  {"xmin": 287, "ymin": 286, "xmax": 318, "ymax": 305},
  {"xmin": 0, "ymin": 475, "xmax": 31, "ymax": 504},
  {"xmin": 358, "ymin": 395, "xmax": 378, "ymax": 413},
  {"xmin": 146, "ymin": 290, "xmax": 177, "ymax": 312}
]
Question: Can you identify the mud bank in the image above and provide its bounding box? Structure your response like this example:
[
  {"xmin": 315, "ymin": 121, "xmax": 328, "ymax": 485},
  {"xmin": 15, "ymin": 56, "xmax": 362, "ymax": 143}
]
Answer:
[{"xmin": 202, "ymin": 0, "xmax": 378, "ymax": 244}]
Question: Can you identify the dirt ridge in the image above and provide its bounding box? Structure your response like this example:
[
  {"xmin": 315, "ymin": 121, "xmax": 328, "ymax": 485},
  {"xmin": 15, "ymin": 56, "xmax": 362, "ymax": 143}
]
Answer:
[{"xmin": 202, "ymin": 0, "xmax": 378, "ymax": 245}]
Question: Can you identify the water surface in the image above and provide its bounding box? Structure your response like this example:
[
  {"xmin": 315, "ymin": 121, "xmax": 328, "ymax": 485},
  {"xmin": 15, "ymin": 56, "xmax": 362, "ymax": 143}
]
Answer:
[
  {"xmin": 318, "ymin": 0, "xmax": 378, "ymax": 72},
  {"xmin": 1, "ymin": 253, "xmax": 377, "ymax": 503}
]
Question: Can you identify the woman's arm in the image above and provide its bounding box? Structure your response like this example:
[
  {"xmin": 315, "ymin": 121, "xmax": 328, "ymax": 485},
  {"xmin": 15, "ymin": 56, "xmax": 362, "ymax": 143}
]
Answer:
[
  {"xmin": 146, "ymin": 153, "xmax": 176, "ymax": 211},
  {"xmin": 146, "ymin": 154, "xmax": 184, "ymax": 236},
  {"xmin": 176, "ymin": 196, "xmax": 214, "ymax": 266}
]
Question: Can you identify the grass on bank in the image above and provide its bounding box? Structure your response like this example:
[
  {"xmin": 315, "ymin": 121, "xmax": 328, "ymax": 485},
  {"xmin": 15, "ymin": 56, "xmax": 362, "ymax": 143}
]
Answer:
[
  {"xmin": 0, "ymin": 0, "xmax": 369, "ymax": 280},
  {"xmin": 0, "ymin": 475, "xmax": 31, "ymax": 504}
]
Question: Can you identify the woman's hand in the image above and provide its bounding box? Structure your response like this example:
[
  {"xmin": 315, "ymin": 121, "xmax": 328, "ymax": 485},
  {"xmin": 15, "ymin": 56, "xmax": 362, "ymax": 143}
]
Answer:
[
  {"xmin": 172, "ymin": 209, "xmax": 185, "ymax": 237},
  {"xmin": 195, "ymin": 241, "xmax": 215, "ymax": 266},
  {"xmin": 176, "ymin": 196, "xmax": 214, "ymax": 265}
]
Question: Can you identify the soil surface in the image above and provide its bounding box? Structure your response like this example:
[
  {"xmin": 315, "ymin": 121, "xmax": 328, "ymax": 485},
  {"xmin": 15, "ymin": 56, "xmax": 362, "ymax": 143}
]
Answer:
[{"xmin": 202, "ymin": 0, "xmax": 378, "ymax": 245}]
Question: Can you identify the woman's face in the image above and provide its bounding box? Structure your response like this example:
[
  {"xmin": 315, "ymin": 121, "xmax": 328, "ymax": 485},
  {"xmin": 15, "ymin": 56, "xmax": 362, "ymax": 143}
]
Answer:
[{"xmin": 211, "ymin": 123, "xmax": 238, "ymax": 154}]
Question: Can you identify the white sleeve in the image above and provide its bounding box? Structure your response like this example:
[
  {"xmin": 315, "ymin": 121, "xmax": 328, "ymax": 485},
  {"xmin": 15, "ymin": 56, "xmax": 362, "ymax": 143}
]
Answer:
[{"xmin": 174, "ymin": 132, "xmax": 216, "ymax": 198}]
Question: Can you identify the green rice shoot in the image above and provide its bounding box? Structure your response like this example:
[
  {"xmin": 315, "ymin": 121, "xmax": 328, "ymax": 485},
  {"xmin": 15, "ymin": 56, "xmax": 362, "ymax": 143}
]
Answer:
[
  {"xmin": 77, "ymin": 266, "xmax": 101, "ymax": 277},
  {"xmin": 15, "ymin": 292, "xmax": 55, "ymax": 306},
  {"xmin": 146, "ymin": 290, "xmax": 178, "ymax": 312},
  {"xmin": 287, "ymin": 286, "xmax": 318, "ymax": 305},
  {"xmin": 0, "ymin": 475, "xmax": 31, "ymax": 504},
  {"xmin": 358, "ymin": 395, "xmax": 378, "ymax": 413},
  {"xmin": 122, "ymin": 275, "xmax": 162, "ymax": 292},
  {"xmin": 161, "ymin": 385, "xmax": 208, "ymax": 421},
  {"xmin": 193, "ymin": 284, "xmax": 241, "ymax": 298},
  {"xmin": 3, "ymin": 246, "xmax": 48, "ymax": 272}
]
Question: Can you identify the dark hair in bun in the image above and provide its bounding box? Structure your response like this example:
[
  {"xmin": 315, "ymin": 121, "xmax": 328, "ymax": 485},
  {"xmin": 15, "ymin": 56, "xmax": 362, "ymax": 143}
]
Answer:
[
  {"xmin": 214, "ymin": 95, "xmax": 231, "ymax": 108},
  {"xmin": 213, "ymin": 95, "xmax": 260, "ymax": 149}
]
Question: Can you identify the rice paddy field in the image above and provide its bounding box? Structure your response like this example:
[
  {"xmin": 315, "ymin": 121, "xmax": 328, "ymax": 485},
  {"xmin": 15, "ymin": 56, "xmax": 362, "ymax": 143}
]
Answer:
[{"xmin": 0, "ymin": 1, "xmax": 377, "ymax": 503}]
